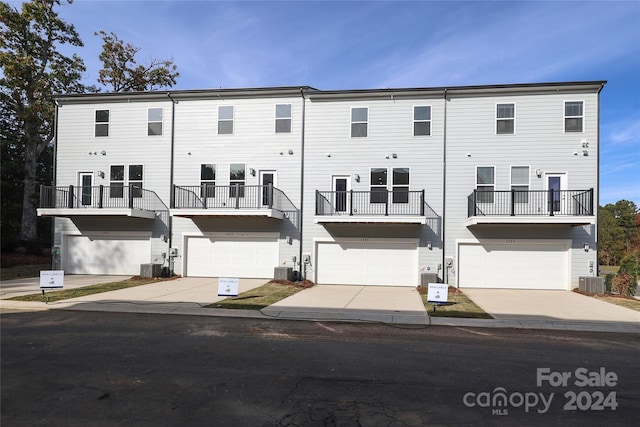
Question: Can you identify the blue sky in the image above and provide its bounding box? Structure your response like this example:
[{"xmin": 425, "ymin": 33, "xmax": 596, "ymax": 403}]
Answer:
[{"xmin": 12, "ymin": 0, "xmax": 640, "ymax": 206}]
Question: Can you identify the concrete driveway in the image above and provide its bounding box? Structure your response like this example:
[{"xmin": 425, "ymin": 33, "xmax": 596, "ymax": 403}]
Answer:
[{"xmin": 462, "ymin": 288, "xmax": 640, "ymax": 323}]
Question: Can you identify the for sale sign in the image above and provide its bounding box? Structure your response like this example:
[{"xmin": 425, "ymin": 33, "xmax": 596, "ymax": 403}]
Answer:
[
  {"xmin": 218, "ymin": 277, "xmax": 239, "ymax": 297},
  {"xmin": 40, "ymin": 270, "xmax": 64, "ymax": 289},
  {"xmin": 427, "ymin": 283, "xmax": 448, "ymax": 303}
]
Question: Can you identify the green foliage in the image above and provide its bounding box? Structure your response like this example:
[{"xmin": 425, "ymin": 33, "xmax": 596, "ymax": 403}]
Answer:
[
  {"xmin": 604, "ymin": 273, "xmax": 614, "ymax": 293},
  {"xmin": 616, "ymin": 255, "xmax": 638, "ymax": 296},
  {"xmin": 0, "ymin": 0, "xmax": 94, "ymax": 240},
  {"xmin": 95, "ymin": 30, "xmax": 179, "ymax": 92},
  {"xmin": 599, "ymin": 201, "xmax": 640, "ymax": 266}
]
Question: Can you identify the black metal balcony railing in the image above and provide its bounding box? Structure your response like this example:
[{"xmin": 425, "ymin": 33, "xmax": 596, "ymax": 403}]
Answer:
[
  {"xmin": 467, "ymin": 188, "xmax": 594, "ymax": 217},
  {"xmin": 316, "ymin": 190, "xmax": 427, "ymax": 216},
  {"xmin": 173, "ymin": 184, "xmax": 290, "ymax": 211},
  {"xmin": 40, "ymin": 185, "xmax": 162, "ymax": 211}
]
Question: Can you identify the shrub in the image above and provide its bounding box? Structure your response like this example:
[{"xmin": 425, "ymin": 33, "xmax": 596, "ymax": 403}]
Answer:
[
  {"xmin": 604, "ymin": 273, "xmax": 614, "ymax": 293},
  {"xmin": 617, "ymin": 255, "xmax": 638, "ymax": 296}
]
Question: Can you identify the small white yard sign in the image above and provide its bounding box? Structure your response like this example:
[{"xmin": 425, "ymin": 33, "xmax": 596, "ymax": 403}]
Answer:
[
  {"xmin": 427, "ymin": 283, "xmax": 448, "ymax": 303},
  {"xmin": 218, "ymin": 277, "xmax": 239, "ymax": 297},
  {"xmin": 40, "ymin": 270, "xmax": 64, "ymax": 289}
]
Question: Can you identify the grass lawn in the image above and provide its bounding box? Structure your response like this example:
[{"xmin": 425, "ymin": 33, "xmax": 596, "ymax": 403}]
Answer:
[
  {"xmin": 208, "ymin": 281, "xmax": 312, "ymax": 310},
  {"xmin": 580, "ymin": 293, "xmax": 640, "ymax": 312},
  {"xmin": 8, "ymin": 277, "xmax": 172, "ymax": 303},
  {"xmin": 420, "ymin": 287, "xmax": 493, "ymax": 319}
]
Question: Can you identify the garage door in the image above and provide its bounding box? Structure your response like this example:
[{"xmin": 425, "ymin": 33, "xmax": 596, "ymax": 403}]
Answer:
[
  {"xmin": 65, "ymin": 235, "xmax": 151, "ymax": 275},
  {"xmin": 458, "ymin": 242, "xmax": 569, "ymax": 289},
  {"xmin": 186, "ymin": 236, "xmax": 278, "ymax": 278},
  {"xmin": 316, "ymin": 240, "xmax": 418, "ymax": 286}
]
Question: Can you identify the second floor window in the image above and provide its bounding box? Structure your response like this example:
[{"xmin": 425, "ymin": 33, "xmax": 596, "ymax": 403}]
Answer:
[
  {"xmin": 275, "ymin": 104, "xmax": 292, "ymax": 133},
  {"xmin": 496, "ymin": 104, "xmax": 515, "ymax": 134},
  {"xmin": 95, "ymin": 110, "xmax": 109, "ymax": 137},
  {"xmin": 413, "ymin": 106, "xmax": 431, "ymax": 136},
  {"xmin": 511, "ymin": 166, "xmax": 530, "ymax": 203},
  {"xmin": 201, "ymin": 164, "xmax": 216, "ymax": 198},
  {"xmin": 351, "ymin": 107, "xmax": 368, "ymax": 137},
  {"xmin": 148, "ymin": 108, "xmax": 163, "ymax": 136},
  {"xmin": 110, "ymin": 165, "xmax": 125, "ymax": 198},
  {"xmin": 476, "ymin": 166, "xmax": 495, "ymax": 203},
  {"xmin": 218, "ymin": 106, "xmax": 234, "ymax": 135},
  {"xmin": 129, "ymin": 165, "xmax": 144, "ymax": 198},
  {"xmin": 229, "ymin": 163, "xmax": 245, "ymax": 198},
  {"xmin": 565, "ymin": 101, "xmax": 583, "ymax": 132}
]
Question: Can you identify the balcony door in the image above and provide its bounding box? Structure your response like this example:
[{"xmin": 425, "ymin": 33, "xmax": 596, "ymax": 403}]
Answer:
[
  {"xmin": 332, "ymin": 175, "xmax": 350, "ymax": 213},
  {"xmin": 259, "ymin": 170, "xmax": 277, "ymax": 206},
  {"xmin": 546, "ymin": 173, "xmax": 566, "ymax": 213},
  {"xmin": 78, "ymin": 172, "xmax": 93, "ymax": 206}
]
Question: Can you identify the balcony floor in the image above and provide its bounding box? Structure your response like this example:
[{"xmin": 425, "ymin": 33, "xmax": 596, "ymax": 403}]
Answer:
[
  {"xmin": 465, "ymin": 215, "xmax": 596, "ymax": 227},
  {"xmin": 37, "ymin": 208, "xmax": 156, "ymax": 220},
  {"xmin": 171, "ymin": 208, "xmax": 284, "ymax": 219}
]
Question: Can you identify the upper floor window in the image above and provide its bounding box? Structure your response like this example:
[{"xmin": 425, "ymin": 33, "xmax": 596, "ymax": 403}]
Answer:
[
  {"xmin": 511, "ymin": 166, "xmax": 530, "ymax": 203},
  {"xmin": 370, "ymin": 168, "xmax": 387, "ymax": 203},
  {"xmin": 275, "ymin": 104, "xmax": 292, "ymax": 133},
  {"xmin": 218, "ymin": 106, "xmax": 234, "ymax": 135},
  {"xmin": 476, "ymin": 166, "xmax": 495, "ymax": 203},
  {"xmin": 564, "ymin": 101, "xmax": 583, "ymax": 132},
  {"xmin": 496, "ymin": 103, "xmax": 515, "ymax": 134},
  {"xmin": 229, "ymin": 163, "xmax": 245, "ymax": 198},
  {"xmin": 148, "ymin": 108, "xmax": 163, "ymax": 136},
  {"xmin": 95, "ymin": 110, "xmax": 109, "ymax": 137},
  {"xmin": 351, "ymin": 107, "xmax": 368, "ymax": 137},
  {"xmin": 392, "ymin": 167, "xmax": 410, "ymax": 203},
  {"xmin": 413, "ymin": 106, "xmax": 431, "ymax": 136},
  {"xmin": 129, "ymin": 165, "xmax": 144, "ymax": 198},
  {"xmin": 109, "ymin": 165, "xmax": 125, "ymax": 198},
  {"xmin": 201, "ymin": 163, "xmax": 216, "ymax": 198}
]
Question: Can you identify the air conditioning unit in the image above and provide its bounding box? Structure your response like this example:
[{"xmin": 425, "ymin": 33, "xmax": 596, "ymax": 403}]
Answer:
[
  {"xmin": 274, "ymin": 266, "xmax": 293, "ymax": 281},
  {"xmin": 578, "ymin": 276, "xmax": 604, "ymax": 294},
  {"xmin": 420, "ymin": 273, "xmax": 440, "ymax": 287},
  {"xmin": 140, "ymin": 263, "xmax": 162, "ymax": 278}
]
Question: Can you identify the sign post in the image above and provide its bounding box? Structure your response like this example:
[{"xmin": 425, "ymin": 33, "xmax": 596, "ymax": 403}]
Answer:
[{"xmin": 40, "ymin": 270, "xmax": 64, "ymax": 301}]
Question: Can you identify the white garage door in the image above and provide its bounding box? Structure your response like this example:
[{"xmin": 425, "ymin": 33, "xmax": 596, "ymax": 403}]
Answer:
[
  {"xmin": 65, "ymin": 235, "xmax": 151, "ymax": 275},
  {"xmin": 186, "ymin": 236, "xmax": 278, "ymax": 278},
  {"xmin": 316, "ymin": 240, "xmax": 418, "ymax": 286},
  {"xmin": 458, "ymin": 242, "xmax": 569, "ymax": 290}
]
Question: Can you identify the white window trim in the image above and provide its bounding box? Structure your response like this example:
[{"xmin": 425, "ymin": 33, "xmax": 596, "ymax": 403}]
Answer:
[
  {"xmin": 275, "ymin": 104, "xmax": 292, "ymax": 134},
  {"xmin": 509, "ymin": 165, "xmax": 530, "ymax": 188},
  {"xmin": 218, "ymin": 105, "xmax": 235, "ymax": 135},
  {"xmin": 495, "ymin": 102, "xmax": 516, "ymax": 135},
  {"xmin": 413, "ymin": 105, "xmax": 432, "ymax": 137},
  {"xmin": 94, "ymin": 109, "xmax": 110, "ymax": 138},
  {"xmin": 351, "ymin": 106, "xmax": 369, "ymax": 138},
  {"xmin": 563, "ymin": 100, "xmax": 584, "ymax": 133},
  {"xmin": 147, "ymin": 107, "xmax": 163, "ymax": 136},
  {"xmin": 475, "ymin": 165, "xmax": 496, "ymax": 203}
]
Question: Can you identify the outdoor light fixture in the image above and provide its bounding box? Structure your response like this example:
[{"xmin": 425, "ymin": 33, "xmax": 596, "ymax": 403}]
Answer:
[
  {"xmin": 97, "ymin": 171, "xmax": 105, "ymax": 178},
  {"xmin": 427, "ymin": 241, "xmax": 432, "ymax": 250},
  {"xmin": 288, "ymin": 149, "xmax": 294, "ymax": 155},
  {"xmin": 535, "ymin": 169, "xmax": 542, "ymax": 177},
  {"xmin": 250, "ymin": 168, "xmax": 256, "ymax": 176},
  {"xmin": 354, "ymin": 174, "xmax": 360, "ymax": 182},
  {"xmin": 101, "ymin": 150, "xmax": 107, "ymax": 155},
  {"xmin": 392, "ymin": 153, "xmax": 397, "ymax": 159},
  {"xmin": 583, "ymin": 243, "xmax": 589, "ymax": 252},
  {"xmin": 583, "ymin": 150, "xmax": 589, "ymax": 156}
]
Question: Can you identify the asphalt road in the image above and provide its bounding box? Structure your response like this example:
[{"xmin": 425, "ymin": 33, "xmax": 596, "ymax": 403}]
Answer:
[{"xmin": 1, "ymin": 310, "xmax": 638, "ymax": 426}]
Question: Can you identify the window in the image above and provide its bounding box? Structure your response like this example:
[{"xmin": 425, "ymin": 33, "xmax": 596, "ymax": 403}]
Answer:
[
  {"xmin": 511, "ymin": 166, "xmax": 530, "ymax": 203},
  {"xmin": 565, "ymin": 101, "xmax": 583, "ymax": 132},
  {"xmin": 351, "ymin": 107, "xmax": 368, "ymax": 137},
  {"xmin": 129, "ymin": 165, "xmax": 143, "ymax": 198},
  {"xmin": 201, "ymin": 164, "xmax": 216, "ymax": 198},
  {"xmin": 95, "ymin": 110, "xmax": 109, "ymax": 137},
  {"xmin": 392, "ymin": 168, "xmax": 410, "ymax": 203},
  {"xmin": 496, "ymin": 103, "xmax": 515, "ymax": 134},
  {"xmin": 413, "ymin": 106, "xmax": 431, "ymax": 136},
  {"xmin": 476, "ymin": 167, "xmax": 495, "ymax": 203},
  {"xmin": 148, "ymin": 108, "xmax": 163, "ymax": 136},
  {"xmin": 218, "ymin": 106, "xmax": 234, "ymax": 134},
  {"xmin": 275, "ymin": 104, "xmax": 291, "ymax": 133},
  {"xmin": 370, "ymin": 168, "xmax": 387, "ymax": 203},
  {"xmin": 229, "ymin": 163, "xmax": 245, "ymax": 198},
  {"xmin": 109, "ymin": 165, "xmax": 124, "ymax": 198}
]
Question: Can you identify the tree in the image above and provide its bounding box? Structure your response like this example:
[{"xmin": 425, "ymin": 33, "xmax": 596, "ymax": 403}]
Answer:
[
  {"xmin": 0, "ymin": 0, "xmax": 92, "ymax": 241},
  {"xmin": 599, "ymin": 200, "xmax": 640, "ymax": 266},
  {"xmin": 95, "ymin": 30, "xmax": 179, "ymax": 92}
]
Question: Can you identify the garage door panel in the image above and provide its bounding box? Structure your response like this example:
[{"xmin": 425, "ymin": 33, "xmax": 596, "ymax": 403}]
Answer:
[
  {"xmin": 65, "ymin": 236, "xmax": 150, "ymax": 275},
  {"xmin": 186, "ymin": 236, "xmax": 278, "ymax": 278},
  {"xmin": 317, "ymin": 241, "xmax": 417, "ymax": 286},
  {"xmin": 459, "ymin": 242, "xmax": 568, "ymax": 290}
]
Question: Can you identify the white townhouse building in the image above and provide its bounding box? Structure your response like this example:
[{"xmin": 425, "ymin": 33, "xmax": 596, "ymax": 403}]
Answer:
[{"xmin": 38, "ymin": 81, "xmax": 605, "ymax": 290}]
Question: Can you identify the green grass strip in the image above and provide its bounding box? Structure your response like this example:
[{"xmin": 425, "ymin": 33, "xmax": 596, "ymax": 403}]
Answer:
[{"xmin": 208, "ymin": 282, "xmax": 307, "ymax": 310}]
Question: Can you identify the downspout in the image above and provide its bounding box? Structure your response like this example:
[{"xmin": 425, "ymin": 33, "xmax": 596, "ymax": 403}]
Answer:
[
  {"xmin": 51, "ymin": 100, "xmax": 59, "ymax": 269},
  {"xmin": 167, "ymin": 92, "xmax": 176, "ymax": 274},
  {"xmin": 298, "ymin": 88, "xmax": 306, "ymax": 280},
  {"xmin": 442, "ymin": 89, "xmax": 448, "ymax": 284},
  {"xmin": 595, "ymin": 82, "xmax": 605, "ymax": 275}
]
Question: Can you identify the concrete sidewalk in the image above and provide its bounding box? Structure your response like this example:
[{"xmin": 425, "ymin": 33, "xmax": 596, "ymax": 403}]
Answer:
[{"xmin": 1, "ymin": 276, "xmax": 639, "ymax": 333}]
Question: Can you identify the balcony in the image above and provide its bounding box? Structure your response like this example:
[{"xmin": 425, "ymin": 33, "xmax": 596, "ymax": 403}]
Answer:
[
  {"xmin": 172, "ymin": 184, "xmax": 293, "ymax": 219},
  {"xmin": 466, "ymin": 188, "xmax": 595, "ymax": 226},
  {"xmin": 37, "ymin": 185, "xmax": 163, "ymax": 219},
  {"xmin": 315, "ymin": 190, "xmax": 436, "ymax": 225}
]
